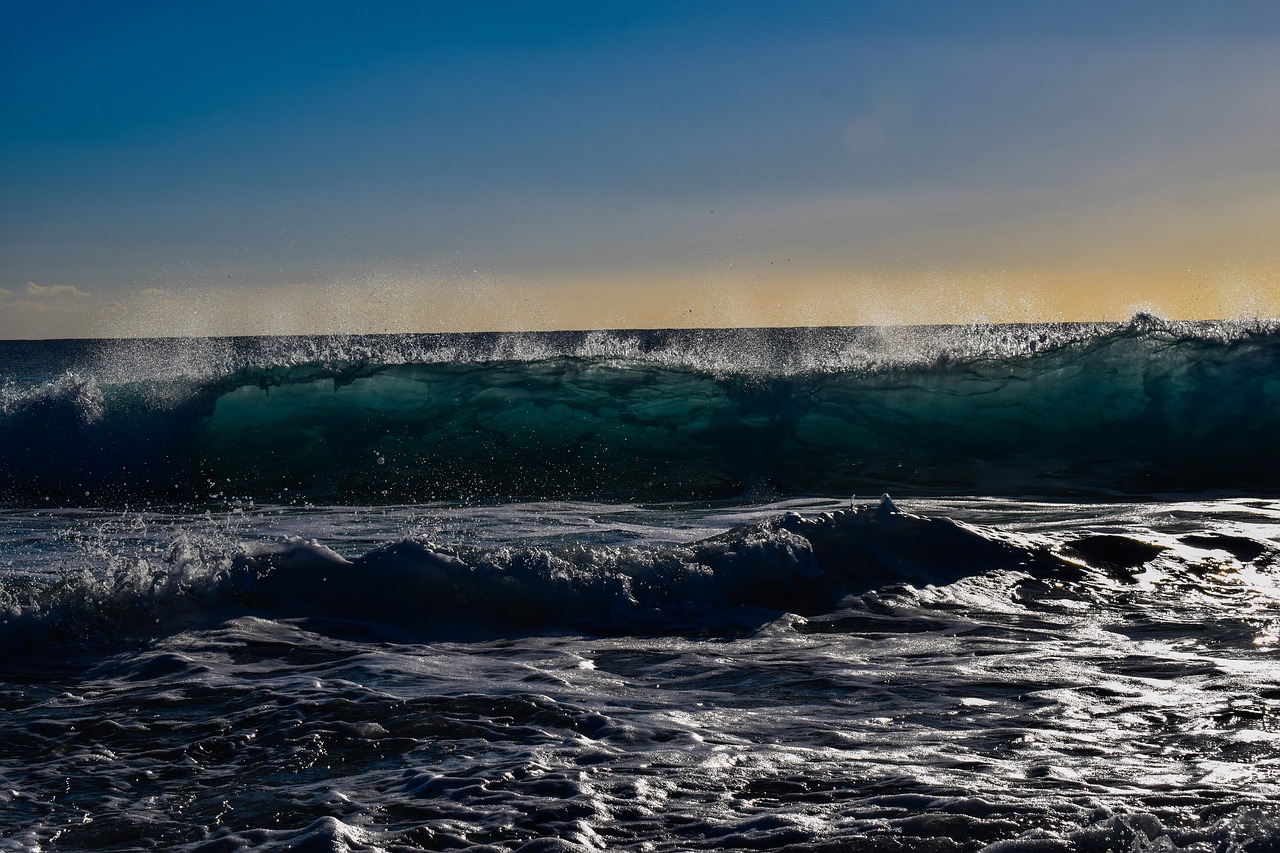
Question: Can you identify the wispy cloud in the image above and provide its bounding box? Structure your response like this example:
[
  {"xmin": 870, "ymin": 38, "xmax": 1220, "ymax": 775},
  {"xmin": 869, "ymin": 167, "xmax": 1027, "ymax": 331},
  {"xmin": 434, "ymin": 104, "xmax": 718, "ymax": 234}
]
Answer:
[
  {"xmin": 0, "ymin": 283, "xmax": 98, "ymax": 338},
  {"xmin": 24, "ymin": 282, "xmax": 91, "ymax": 298}
]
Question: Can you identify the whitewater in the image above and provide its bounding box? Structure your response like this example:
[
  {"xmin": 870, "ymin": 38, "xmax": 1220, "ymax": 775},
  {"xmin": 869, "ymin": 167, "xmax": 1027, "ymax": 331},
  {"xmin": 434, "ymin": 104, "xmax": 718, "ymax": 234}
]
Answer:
[{"xmin": 2, "ymin": 316, "xmax": 1279, "ymax": 851}]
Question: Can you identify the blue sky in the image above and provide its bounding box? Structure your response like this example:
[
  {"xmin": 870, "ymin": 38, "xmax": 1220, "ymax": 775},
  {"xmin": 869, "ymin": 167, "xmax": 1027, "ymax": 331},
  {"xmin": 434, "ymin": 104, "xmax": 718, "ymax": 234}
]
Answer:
[{"xmin": 3, "ymin": 1, "xmax": 1279, "ymax": 337}]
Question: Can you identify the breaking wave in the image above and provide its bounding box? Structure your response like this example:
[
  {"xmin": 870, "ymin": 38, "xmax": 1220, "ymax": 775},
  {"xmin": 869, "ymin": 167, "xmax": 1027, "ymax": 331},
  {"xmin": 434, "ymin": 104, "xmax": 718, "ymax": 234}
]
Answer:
[{"xmin": 2, "ymin": 315, "xmax": 1278, "ymax": 502}]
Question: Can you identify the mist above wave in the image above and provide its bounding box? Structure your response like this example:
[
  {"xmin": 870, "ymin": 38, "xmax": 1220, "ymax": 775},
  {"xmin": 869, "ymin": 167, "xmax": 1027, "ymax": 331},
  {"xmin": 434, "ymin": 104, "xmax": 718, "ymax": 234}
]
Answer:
[{"xmin": 1, "ymin": 313, "xmax": 1273, "ymax": 387}]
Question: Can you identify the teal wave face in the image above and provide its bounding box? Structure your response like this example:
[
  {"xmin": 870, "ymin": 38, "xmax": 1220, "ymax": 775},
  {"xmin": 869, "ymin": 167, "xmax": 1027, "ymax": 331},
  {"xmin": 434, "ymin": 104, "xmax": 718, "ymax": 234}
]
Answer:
[
  {"xmin": 198, "ymin": 360, "xmax": 744, "ymax": 500},
  {"xmin": 2, "ymin": 319, "xmax": 1278, "ymax": 503}
]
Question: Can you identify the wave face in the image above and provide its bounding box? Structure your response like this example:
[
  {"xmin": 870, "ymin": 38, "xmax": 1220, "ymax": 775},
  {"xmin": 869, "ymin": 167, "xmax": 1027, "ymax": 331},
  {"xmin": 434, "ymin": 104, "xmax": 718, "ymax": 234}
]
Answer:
[{"xmin": 2, "ymin": 316, "xmax": 1278, "ymax": 502}]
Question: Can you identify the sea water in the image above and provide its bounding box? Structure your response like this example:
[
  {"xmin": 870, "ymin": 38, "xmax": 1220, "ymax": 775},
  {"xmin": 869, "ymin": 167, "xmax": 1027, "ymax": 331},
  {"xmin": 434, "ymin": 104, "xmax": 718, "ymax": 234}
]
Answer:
[{"xmin": 1, "ymin": 317, "xmax": 1279, "ymax": 851}]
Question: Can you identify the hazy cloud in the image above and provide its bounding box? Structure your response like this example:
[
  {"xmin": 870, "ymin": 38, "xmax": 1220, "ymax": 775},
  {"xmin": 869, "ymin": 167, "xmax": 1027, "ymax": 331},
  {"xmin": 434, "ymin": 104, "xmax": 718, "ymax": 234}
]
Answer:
[
  {"xmin": 0, "ymin": 282, "xmax": 98, "ymax": 338},
  {"xmin": 24, "ymin": 282, "xmax": 91, "ymax": 298}
]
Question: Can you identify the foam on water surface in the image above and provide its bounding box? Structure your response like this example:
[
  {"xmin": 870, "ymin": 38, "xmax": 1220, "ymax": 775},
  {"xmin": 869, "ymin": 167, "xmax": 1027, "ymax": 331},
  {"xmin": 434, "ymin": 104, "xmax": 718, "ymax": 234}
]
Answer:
[{"xmin": 0, "ymin": 497, "xmax": 1278, "ymax": 849}]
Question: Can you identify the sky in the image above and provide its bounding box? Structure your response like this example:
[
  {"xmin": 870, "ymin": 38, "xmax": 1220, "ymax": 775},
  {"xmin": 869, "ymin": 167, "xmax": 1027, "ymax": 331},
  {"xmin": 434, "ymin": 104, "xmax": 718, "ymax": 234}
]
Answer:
[{"xmin": 2, "ymin": 1, "xmax": 1279, "ymax": 339}]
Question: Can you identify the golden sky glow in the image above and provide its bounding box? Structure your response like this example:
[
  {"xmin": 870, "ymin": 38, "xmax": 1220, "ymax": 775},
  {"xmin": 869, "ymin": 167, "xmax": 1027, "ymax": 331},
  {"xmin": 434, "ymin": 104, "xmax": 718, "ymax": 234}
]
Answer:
[
  {"xmin": 3, "ymin": 4, "xmax": 1279, "ymax": 338},
  {"xmin": 67, "ymin": 146, "xmax": 1277, "ymax": 340}
]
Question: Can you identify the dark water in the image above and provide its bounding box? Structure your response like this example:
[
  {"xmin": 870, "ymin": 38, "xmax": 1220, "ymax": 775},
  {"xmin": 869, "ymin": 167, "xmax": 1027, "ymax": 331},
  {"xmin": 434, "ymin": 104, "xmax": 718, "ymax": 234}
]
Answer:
[{"xmin": 2, "ymin": 317, "xmax": 1279, "ymax": 851}]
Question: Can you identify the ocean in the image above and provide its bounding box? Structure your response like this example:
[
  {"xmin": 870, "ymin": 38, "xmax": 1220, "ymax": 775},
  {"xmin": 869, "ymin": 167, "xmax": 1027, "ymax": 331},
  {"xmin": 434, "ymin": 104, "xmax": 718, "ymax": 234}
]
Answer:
[{"xmin": 1, "ymin": 315, "xmax": 1279, "ymax": 851}]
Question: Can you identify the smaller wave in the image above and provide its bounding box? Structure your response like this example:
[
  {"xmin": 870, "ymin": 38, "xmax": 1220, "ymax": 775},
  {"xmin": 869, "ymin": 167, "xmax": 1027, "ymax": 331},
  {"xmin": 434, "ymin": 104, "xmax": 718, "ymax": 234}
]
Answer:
[{"xmin": 0, "ymin": 498, "xmax": 1071, "ymax": 652}]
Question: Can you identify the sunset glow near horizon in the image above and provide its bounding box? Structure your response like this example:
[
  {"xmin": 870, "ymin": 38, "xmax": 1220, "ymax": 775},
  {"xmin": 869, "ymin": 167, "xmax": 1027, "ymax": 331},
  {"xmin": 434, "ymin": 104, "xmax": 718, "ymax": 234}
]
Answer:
[{"xmin": 3, "ymin": 1, "xmax": 1279, "ymax": 339}]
